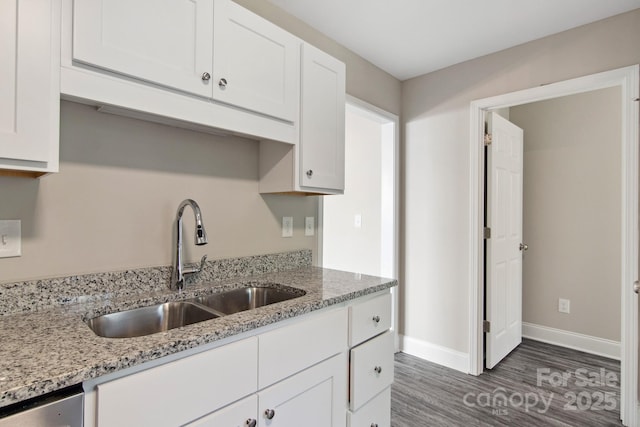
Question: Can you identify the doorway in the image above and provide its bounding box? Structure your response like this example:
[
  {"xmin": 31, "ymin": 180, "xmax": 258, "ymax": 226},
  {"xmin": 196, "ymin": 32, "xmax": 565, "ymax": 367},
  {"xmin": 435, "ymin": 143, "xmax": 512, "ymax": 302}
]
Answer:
[
  {"xmin": 469, "ymin": 65, "xmax": 639, "ymax": 425},
  {"xmin": 317, "ymin": 95, "xmax": 400, "ymax": 349}
]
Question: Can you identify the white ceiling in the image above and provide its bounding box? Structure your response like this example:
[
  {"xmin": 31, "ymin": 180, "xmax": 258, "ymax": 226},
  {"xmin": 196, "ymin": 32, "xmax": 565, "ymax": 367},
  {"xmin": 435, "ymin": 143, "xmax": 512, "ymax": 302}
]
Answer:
[{"xmin": 267, "ymin": 0, "xmax": 640, "ymax": 81}]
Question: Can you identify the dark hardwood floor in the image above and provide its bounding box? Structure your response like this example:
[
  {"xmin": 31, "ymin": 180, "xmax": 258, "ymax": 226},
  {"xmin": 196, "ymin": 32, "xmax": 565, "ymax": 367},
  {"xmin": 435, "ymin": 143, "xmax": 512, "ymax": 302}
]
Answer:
[{"xmin": 391, "ymin": 339, "xmax": 622, "ymax": 426}]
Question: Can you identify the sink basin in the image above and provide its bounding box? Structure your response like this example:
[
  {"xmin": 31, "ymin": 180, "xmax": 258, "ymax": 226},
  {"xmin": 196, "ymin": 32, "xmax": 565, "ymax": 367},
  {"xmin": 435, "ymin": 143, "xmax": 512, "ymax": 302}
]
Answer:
[
  {"xmin": 87, "ymin": 301, "xmax": 219, "ymax": 338},
  {"xmin": 191, "ymin": 286, "xmax": 305, "ymax": 315}
]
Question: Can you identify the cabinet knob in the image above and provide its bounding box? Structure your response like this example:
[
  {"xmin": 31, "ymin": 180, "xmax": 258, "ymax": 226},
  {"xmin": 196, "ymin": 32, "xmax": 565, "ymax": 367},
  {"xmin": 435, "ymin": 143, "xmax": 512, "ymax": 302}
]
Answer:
[
  {"xmin": 306, "ymin": 169, "xmax": 313, "ymax": 178},
  {"xmin": 519, "ymin": 243, "xmax": 529, "ymax": 251},
  {"xmin": 201, "ymin": 72, "xmax": 211, "ymax": 81},
  {"xmin": 219, "ymin": 78, "xmax": 228, "ymax": 89},
  {"xmin": 374, "ymin": 366, "xmax": 382, "ymax": 374},
  {"xmin": 246, "ymin": 419, "xmax": 257, "ymax": 427},
  {"xmin": 371, "ymin": 424, "xmax": 379, "ymax": 427},
  {"xmin": 264, "ymin": 409, "xmax": 276, "ymax": 420},
  {"xmin": 372, "ymin": 315, "xmax": 381, "ymax": 323}
]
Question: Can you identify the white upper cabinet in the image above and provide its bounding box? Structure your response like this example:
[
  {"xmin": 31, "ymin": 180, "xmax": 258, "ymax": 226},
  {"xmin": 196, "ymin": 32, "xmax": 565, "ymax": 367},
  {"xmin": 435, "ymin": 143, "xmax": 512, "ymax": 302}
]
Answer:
[
  {"xmin": 0, "ymin": 0, "xmax": 60, "ymax": 176},
  {"xmin": 299, "ymin": 43, "xmax": 345, "ymax": 192},
  {"xmin": 72, "ymin": 0, "xmax": 299, "ymax": 122},
  {"xmin": 212, "ymin": 0, "xmax": 300, "ymax": 122},
  {"xmin": 73, "ymin": 0, "xmax": 214, "ymax": 97},
  {"xmin": 259, "ymin": 43, "xmax": 345, "ymax": 195}
]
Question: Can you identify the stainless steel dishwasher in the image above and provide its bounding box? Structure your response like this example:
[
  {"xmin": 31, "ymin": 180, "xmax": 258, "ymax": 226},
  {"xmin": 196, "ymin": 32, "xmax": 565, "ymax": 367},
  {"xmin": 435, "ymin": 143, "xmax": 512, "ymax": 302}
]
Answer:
[{"xmin": 0, "ymin": 387, "xmax": 82, "ymax": 427}]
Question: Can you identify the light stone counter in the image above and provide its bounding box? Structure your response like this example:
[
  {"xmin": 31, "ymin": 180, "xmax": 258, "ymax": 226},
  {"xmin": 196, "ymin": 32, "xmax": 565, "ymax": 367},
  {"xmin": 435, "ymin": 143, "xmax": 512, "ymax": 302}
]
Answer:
[{"xmin": 0, "ymin": 250, "xmax": 396, "ymax": 409}]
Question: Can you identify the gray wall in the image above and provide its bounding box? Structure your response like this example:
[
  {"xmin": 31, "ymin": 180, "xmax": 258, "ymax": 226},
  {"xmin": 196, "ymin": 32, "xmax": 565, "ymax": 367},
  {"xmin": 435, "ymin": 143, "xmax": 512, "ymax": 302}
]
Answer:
[
  {"xmin": 0, "ymin": 3, "xmax": 401, "ymax": 283},
  {"xmin": 235, "ymin": 0, "xmax": 402, "ymax": 116},
  {"xmin": 510, "ymin": 87, "xmax": 622, "ymax": 341},
  {"xmin": 401, "ymin": 9, "xmax": 640, "ymax": 353}
]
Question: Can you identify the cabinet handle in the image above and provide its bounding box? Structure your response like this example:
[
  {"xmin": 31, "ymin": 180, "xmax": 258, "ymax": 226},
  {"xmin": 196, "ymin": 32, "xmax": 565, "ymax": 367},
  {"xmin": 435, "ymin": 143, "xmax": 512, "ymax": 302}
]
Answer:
[
  {"xmin": 372, "ymin": 315, "xmax": 381, "ymax": 323},
  {"xmin": 219, "ymin": 78, "xmax": 228, "ymax": 89},
  {"xmin": 306, "ymin": 169, "xmax": 313, "ymax": 178},
  {"xmin": 246, "ymin": 419, "xmax": 257, "ymax": 427},
  {"xmin": 374, "ymin": 366, "xmax": 382, "ymax": 374},
  {"xmin": 201, "ymin": 72, "xmax": 211, "ymax": 81},
  {"xmin": 264, "ymin": 409, "xmax": 276, "ymax": 420}
]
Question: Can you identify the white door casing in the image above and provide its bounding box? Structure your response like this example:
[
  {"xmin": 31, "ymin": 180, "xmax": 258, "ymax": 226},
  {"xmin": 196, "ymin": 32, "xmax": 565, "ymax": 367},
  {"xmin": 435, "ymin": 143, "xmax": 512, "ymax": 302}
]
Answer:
[
  {"xmin": 485, "ymin": 113, "xmax": 524, "ymax": 369},
  {"xmin": 469, "ymin": 65, "xmax": 639, "ymax": 426}
]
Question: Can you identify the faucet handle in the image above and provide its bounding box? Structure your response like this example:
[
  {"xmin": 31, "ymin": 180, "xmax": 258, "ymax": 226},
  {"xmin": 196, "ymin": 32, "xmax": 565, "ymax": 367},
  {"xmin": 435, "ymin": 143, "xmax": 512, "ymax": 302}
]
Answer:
[{"xmin": 184, "ymin": 254, "xmax": 208, "ymax": 276}]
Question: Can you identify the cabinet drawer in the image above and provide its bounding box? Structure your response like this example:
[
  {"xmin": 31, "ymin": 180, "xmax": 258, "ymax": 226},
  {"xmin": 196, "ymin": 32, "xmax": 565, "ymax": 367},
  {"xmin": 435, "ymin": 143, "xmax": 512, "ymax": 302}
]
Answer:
[
  {"xmin": 349, "ymin": 331, "xmax": 394, "ymax": 411},
  {"xmin": 259, "ymin": 307, "xmax": 347, "ymax": 388},
  {"xmin": 185, "ymin": 395, "xmax": 257, "ymax": 427},
  {"xmin": 347, "ymin": 387, "xmax": 391, "ymax": 427},
  {"xmin": 349, "ymin": 292, "xmax": 392, "ymax": 347},
  {"xmin": 96, "ymin": 337, "xmax": 258, "ymax": 427}
]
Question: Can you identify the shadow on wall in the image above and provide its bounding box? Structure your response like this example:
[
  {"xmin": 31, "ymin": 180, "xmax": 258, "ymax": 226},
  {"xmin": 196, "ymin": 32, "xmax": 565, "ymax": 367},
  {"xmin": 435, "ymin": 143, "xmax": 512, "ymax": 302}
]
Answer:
[{"xmin": 60, "ymin": 101, "xmax": 259, "ymax": 180}]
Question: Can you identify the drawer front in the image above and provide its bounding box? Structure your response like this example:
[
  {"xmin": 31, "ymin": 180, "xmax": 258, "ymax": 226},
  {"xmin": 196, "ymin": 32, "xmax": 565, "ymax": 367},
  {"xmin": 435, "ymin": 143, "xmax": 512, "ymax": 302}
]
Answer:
[
  {"xmin": 96, "ymin": 337, "xmax": 258, "ymax": 427},
  {"xmin": 349, "ymin": 292, "xmax": 392, "ymax": 347},
  {"xmin": 350, "ymin": 331, "xmax": 394, "ymax": 411},
  {"xmin": 347, "ymin": 387, "xmax": 391, "ymax": 427},
  {"xmin": 259, "ymin": 307, "xmax": 348, "ymax": 388}
]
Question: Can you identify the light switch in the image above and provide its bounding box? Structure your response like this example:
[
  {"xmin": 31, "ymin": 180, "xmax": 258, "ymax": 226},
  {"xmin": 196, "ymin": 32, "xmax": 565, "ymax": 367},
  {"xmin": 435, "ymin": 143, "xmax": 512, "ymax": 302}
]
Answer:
[
  {"xmin": 305, "ymin": 217, "xmax": 315, "ymax": 236},
  {"xmin": 0, "ymin": 220, "xmax": 21, "ymax": 258},
  {"xmin": 282, "ymin": 216, "xmax": 293, "ymax": 238}
]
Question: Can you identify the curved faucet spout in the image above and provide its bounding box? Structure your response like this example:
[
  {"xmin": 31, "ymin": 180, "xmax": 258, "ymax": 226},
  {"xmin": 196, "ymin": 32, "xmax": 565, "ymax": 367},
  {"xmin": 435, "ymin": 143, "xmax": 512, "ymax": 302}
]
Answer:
[{"xmin": 172, "ymin": 199, "xmax": 208, "ymax": 290}]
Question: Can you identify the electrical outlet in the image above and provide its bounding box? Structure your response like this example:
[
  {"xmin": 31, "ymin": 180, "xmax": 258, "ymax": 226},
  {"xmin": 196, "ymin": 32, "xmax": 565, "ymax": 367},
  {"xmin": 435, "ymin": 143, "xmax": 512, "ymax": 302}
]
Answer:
[
  {"xmin": 282, "ymin": 216, "xmax": 293, "ymax": 238},
  {"xmin": 558, "ymin": 298, "xmax": 570, "ymax": 314},
  {"xmin": 0, "ymin": 220, "xmax": 21, "ymax": 258},
  {"xmin": 305, "ymin": 217, "xmax": 314, "ymax": 236}
]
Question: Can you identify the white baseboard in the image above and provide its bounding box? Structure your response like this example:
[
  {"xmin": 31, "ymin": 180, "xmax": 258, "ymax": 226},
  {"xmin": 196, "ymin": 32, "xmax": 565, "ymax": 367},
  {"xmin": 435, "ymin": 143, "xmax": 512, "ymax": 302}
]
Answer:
[
  {"xmin": 522, "ymin": 322, "xmax": 620, "ymax": 360},
  {"xmin": 399, "ymin": 334, "xmax": 469, "ymax": 373}
]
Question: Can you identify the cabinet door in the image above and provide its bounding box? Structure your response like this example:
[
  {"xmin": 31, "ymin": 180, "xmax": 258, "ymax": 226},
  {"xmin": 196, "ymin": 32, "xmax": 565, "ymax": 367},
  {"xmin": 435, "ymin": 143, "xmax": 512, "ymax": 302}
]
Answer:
[
  {"xmin": 0, "ymin": 0, "xmax": 59, "ymax": 168},
  {"xmin": 73, "ymin": 0, "xmax": 213, "ymax": 97},
  {"xmin": 258, "ymin": 354, "xmax": 347, "ymax": 427},
  {"xmin": 299, "ymin": 43, "xmax": 345, "ymax": 192},
  {"xmin": 212, "ymin": 0, "xmax": 299, "ymax": 122},
  {"xmin": 185, "ymin": 395, "xmax": 258, "ymax": 427}
]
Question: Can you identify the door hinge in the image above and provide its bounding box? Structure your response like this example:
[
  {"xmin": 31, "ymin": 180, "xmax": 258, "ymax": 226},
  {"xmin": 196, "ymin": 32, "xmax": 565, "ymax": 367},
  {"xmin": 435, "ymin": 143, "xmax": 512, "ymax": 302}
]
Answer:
[
  {"xmin": 483, "ymin": 320, "xmax": 491, "ymax": 333},
  {"xmin": 484, "ymin": 133, "xmax": 492, "ymax": 146},
  {"xmin": 483, "ymin": 227, "xmax": 491, "ymax": 239}
]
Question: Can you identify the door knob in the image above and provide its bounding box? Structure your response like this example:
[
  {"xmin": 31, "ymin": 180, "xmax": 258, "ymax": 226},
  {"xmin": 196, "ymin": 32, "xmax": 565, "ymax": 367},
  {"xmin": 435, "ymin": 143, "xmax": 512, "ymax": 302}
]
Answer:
[
  {"xmin": 519, "ymin": 243, "xmax": 528, "ymax": 251},
  {"xmin": 634, "ymin": 280, "xmax": 639, "ymax": 294}
]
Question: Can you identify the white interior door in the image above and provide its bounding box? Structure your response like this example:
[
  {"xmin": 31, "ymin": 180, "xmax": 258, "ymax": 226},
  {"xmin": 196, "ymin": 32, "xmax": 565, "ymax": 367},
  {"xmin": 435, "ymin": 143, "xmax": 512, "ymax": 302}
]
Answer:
[{"xmin": 486, "ymin": 112, "xmax": 524, "ymax": 369}]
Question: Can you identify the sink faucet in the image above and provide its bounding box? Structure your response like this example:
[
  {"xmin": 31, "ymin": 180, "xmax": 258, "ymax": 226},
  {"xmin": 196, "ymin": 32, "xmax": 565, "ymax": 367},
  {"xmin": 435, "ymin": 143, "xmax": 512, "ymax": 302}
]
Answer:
[{"xmin": 171, "ymin": 199, "xmax": 208, "ymax": 290}]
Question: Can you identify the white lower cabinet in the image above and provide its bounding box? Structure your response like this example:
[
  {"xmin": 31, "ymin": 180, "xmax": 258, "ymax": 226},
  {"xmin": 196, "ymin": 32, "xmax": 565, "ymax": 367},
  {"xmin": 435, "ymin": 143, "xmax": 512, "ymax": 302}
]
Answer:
[
  {"xmin": 84, "ymin": 293, "xmax": 392, "ymax": 427},
  {"xmin": 347, "ymin": 294, "xmax": 394, "ymax": 427}
]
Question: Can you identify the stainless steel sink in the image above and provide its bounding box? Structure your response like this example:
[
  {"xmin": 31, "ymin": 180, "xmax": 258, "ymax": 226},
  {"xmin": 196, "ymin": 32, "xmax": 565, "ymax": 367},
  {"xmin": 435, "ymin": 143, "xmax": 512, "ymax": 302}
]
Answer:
[
  {"xmin": 191, "ymin": 286, "xmax": 305, "ymax": 315},
  {"xmin": 87, "ymin": 301, "xmax": 219, "ymax": 338}
]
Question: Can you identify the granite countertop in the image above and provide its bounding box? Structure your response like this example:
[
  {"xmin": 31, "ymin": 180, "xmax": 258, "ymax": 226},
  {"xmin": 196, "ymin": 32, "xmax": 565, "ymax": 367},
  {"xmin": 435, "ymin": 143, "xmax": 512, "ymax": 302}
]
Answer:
[{"xmin": 0, "ymin": 263, "xmax": 396, "ymax": 409}]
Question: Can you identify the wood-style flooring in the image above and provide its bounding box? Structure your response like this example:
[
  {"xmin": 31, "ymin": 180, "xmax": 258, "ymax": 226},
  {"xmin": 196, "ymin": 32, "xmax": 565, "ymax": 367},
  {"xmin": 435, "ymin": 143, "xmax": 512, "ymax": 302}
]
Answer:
[{"xmin": 391, "ymin": 339, "xmax": 622, "ymax": 426}]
